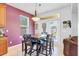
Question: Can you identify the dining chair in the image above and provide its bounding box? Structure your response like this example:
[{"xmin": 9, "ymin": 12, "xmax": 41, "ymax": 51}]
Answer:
[
  {"xmin": 22, "ymin": 34, "xmax": 32, "ymax": 55},
  {"xmin": 22, "ymin": 34, "xmax": 38, "ymax": 56},
  {"xmin": 38, "ymin": 34, "xmax": 52, "ymax": 56}
]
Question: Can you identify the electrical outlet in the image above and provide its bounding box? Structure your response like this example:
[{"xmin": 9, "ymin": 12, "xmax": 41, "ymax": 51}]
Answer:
[
  {"xmin": 6, "ymin": 30, "xmax": 8, "ymax": 32},
  {"xmin": 10, "ymin": 41, "xmax": 12, "ymax": 44},
  {"xmin": 19, "ymin": 36, "xmax": 22, "ymax": 39}
]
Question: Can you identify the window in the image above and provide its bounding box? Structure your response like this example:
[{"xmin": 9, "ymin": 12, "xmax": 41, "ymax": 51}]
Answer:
[{"xmin": 19, "ymin": 15, "xmax": 29, "ymax": 36}]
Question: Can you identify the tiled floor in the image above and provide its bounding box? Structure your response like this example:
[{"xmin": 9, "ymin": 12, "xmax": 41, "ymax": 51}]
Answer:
[{"xmin": 3, "ymin": 44, "xmax": 63, "ymax": 56}]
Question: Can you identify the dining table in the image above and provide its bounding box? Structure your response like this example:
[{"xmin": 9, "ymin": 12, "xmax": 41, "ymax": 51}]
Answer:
[{"xmin": 22, "ymin": 34, "xmax": 53, "ymax": 56}]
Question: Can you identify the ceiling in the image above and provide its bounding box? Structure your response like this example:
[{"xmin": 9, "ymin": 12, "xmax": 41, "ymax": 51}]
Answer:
[{"xmin": 7, "ymin": 3, "xmax": 71, "ymax": 15}]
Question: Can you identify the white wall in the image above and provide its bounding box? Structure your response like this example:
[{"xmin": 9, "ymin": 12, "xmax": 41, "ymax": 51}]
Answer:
[
  {"xmin": 78, "ymin": 3, "xmax": 79, "ymax": 55},
  {"xmin": 71, "ymin": 4, "xmax": 78, "ymax": 36}
]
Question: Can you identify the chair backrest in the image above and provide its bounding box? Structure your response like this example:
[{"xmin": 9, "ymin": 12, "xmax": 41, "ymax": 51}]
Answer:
[
  {"xmin": 46, "ymin": 34, "xmax": 50, "ymax": 39},
  {"xmin": 23, "ymin": 34, "xmax": 31, "ymax": 41}
]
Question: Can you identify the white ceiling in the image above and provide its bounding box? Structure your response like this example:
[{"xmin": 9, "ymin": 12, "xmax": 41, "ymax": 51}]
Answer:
[{"xmin": 7, "ymin": 3, "xmax": 71, "ymax": 15}]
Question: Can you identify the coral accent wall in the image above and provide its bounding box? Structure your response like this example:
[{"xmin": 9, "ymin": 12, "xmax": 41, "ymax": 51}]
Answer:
[{"xmin": 3, "ymin": 4, "xmax": 35, "ymax": 47}]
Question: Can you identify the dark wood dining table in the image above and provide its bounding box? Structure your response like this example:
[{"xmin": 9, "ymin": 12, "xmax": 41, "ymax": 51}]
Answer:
[{"xmin": 22, "ymin": 35, "xmax": 53, "ymax": 56}]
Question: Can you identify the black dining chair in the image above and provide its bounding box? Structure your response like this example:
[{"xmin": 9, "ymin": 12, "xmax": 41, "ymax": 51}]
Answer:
[
  {"xmin": 22, "ymin": 34, "xmax": 31, "ymax": 55},
  {"xmin": 38, "ymin": 34, "xmax": 52, "ymax": 56},
  {"xmin": 22, "ymin": 34, "xmax": 38, "ymax": 56}
]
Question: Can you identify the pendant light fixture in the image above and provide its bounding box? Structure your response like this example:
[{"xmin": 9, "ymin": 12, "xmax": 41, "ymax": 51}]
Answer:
[{"xmin": 32, "ymin": 3, "xmax": 40, "ymax": 21}]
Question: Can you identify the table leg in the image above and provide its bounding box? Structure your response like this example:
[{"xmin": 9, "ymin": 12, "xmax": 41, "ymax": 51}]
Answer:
[
  {"xmin": 22, "ymin": 41, "xmax": 24, "ymax": 51},
  {"xmin": 36, "ymin": 40, "xmax": 40, "ymax": 56}
]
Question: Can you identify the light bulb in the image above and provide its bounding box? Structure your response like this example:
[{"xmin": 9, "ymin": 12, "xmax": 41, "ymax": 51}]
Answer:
[{"xmin": 32, "ymin": 17, "xmax": 40, "ymax": 21}]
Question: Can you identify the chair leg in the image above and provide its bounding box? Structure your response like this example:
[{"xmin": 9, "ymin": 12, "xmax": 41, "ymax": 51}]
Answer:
[
  {"xmin": 36, "ymin": 45, "xmax": 41, "ymax": 56},
  {"xmin": 46, "ymin": 42, "xmax": 48, "ymax": 56},
  {"xmin": 36, "ymin": 43, "xmax": 39, "ymax": 56},
  {"xmin": 49, "ymin": 41, "xmax": 52, "ymax": 56},
  {"xmin": 49, "ymin": 48, "xmax": 52, "ymax": 56},
  {"xmin": 25, "ymin": 42, "xmax": 27, "ymax": 56},
  {"xmin": 46, "ymin": 46, "xmax": 48, "ymax": 56},
  {"xmin": 41, "ymin": 46, "xmax": 44, "ymax": 53},
  {"xmin": 28, "ymin": 46, "xmax": 33, "ymax": 56}
]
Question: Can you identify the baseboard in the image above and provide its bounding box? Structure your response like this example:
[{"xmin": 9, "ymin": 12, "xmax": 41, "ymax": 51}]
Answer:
[{"xmin": 8, "ymin": 44, "xmax": 22, "ymax": 49}]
